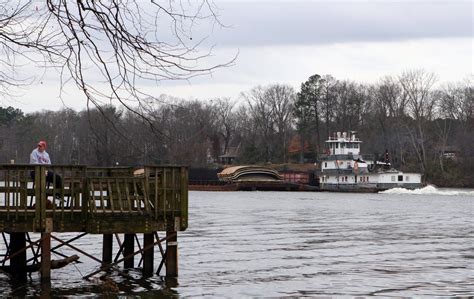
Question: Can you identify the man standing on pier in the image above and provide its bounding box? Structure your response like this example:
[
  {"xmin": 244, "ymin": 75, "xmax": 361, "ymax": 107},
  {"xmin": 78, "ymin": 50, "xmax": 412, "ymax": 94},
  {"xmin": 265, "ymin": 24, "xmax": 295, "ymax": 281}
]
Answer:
[
  {"xmin": 30, "ymin": 140, "xmax": 63, "ymax": 197},
  {"xmin": 30, "ymin": 141, "xmax": 51, "ymax": 165}
]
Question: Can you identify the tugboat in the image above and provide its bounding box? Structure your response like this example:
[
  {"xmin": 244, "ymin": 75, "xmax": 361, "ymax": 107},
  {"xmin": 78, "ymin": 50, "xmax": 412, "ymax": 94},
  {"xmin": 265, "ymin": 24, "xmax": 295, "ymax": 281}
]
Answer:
[{"xmin": 318, "ymin": 132, "xmax": 422, "ymax": 192}]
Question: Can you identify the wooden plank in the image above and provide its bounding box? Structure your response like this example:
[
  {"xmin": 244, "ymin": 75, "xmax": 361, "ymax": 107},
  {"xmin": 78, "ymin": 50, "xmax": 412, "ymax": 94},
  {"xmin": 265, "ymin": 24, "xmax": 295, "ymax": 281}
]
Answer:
[
  {"xmin": 39, "ymin": 165, "xmax": 47, "ymax": 232},
  {"xmin": 141, "ymin": 179, "xmax": 149, "ymax": 214},
  {"xmin": 99, "ymin": 180, "xmax": 106, "ymax": 214},
  {"xmin": 82, "ymin": 168, "xmax": 89, "ymax": 218},
  {"xmin": 125, "ymin": 182, "xmax": 132, "ymax": 212},
  {"xmin": 180, "ymin": 167, "xmax": 188, "ymax": 230},
  {"xmin": 154, "ymin": 169, "xmax": 159, "ymax": 219},
  {"xmin": 133, "ymin": 180, "xmax": 140, "ymax": 212},
  {"xmin": 90, "ymin": 179, "xmax": 98, "ymax": 216},
  {"xmin": 107, "ymin": 179, "xmax": 115, "ymax": 214},
  {"xmin": 163, "ymin": 168, "xmax": 167, "ymax": 225},
  {"xmin": 69, "ymin": 178, "xmax": 76, "ymax": 220},
  {"xmin": 115, "ymin": 177, "xmax": 124, "ymax": 213},
  {"xmin": 171, "ymin": 168, "xmax": 176, "ymax": 219},
  {"xmin": 14, "ymin": 178, "xmax": 19, "ymax": 220},
  {"xmin": 21, "ymin": 172, "xmax": 28, "ymax": 220},
  {"xmin": 6, "ymin": 170, "xmax": 11, "ymax": 220}
]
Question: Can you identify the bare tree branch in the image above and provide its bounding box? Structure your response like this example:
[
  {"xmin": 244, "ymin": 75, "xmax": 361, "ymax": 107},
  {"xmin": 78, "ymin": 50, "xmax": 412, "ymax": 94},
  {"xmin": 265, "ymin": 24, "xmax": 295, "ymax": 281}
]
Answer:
[{"xmin": 0, "ymin": 0, "xmax": 235, "ymax": 136}]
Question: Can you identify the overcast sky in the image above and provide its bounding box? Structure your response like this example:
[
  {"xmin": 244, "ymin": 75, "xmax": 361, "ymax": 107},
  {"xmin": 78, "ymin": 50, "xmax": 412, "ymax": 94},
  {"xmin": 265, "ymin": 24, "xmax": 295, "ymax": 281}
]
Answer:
[{"xmin": 5, "ymin": 0, "xmax": 473, "ymax": 112}]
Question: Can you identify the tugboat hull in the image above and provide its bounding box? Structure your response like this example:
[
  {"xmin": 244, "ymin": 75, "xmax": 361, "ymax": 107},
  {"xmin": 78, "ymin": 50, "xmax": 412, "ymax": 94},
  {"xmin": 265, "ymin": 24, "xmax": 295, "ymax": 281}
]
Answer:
[{"xmin": 319, "ymin": 182, "xmax": 423, "ymax": 192}]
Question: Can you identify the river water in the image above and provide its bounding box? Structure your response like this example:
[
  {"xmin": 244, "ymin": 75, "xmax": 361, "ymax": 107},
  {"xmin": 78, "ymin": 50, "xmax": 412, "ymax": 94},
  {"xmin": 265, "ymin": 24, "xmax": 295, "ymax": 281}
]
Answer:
[{"xmin": 1, "ymin": 187, "xmax": 473, "ymax": 297}]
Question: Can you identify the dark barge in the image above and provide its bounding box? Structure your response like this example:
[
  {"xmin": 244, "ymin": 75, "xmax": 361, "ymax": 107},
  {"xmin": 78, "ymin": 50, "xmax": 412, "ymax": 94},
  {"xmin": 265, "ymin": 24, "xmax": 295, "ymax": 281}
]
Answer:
[
  {"xmin": 189, "ymin": 165, "xmax": 319, "ymax": 191},
  {"xmin": 189, "ymin": 180, "xmax": 319, "ymax": 191}
]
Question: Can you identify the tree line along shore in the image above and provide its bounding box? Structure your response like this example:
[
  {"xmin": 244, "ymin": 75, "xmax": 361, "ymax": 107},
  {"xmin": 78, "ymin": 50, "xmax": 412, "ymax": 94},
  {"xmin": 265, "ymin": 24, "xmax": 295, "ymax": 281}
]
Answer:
[{"xmin": 1, "ymin": 71, "xmax": 472, "ymax": 188}]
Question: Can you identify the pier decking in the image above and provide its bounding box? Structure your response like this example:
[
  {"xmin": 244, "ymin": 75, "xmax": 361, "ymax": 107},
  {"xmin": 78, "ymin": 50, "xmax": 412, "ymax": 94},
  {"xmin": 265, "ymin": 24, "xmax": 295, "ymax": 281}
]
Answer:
[{"xmin": 0, "ymin": 164, "xmax": 188, "ymax": 281}]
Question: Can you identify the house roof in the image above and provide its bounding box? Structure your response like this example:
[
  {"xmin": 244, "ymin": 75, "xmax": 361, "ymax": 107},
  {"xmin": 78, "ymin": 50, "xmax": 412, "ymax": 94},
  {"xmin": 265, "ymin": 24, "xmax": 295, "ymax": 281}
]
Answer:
[
  {"xmin": 436, "ymin": 145, "xmax": 460, "ymax": 152},
  {"xmin": 219, "ymin": 145, "xmax": 240, "ymax": 158}
]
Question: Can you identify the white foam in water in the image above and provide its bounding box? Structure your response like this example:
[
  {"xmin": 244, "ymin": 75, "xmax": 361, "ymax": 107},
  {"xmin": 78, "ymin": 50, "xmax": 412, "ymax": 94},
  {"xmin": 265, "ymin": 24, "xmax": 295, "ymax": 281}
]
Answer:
[{"xmin": 379, "ymin": 185, "xmax": 474, "ymax": 196}]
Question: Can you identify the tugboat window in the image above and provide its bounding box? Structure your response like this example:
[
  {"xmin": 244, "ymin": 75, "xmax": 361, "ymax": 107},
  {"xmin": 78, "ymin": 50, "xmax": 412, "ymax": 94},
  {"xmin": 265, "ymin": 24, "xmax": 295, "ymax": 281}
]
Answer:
[{"xmin": 398, "ymin": 175, "xmax": 403, "ymax": 181}]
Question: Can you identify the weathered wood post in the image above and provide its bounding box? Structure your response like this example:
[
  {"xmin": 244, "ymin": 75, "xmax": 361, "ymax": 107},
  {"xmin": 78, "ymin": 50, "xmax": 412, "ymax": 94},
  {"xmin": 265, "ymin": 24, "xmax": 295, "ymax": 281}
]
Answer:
[
  {"xmin": 123, "ymin": 233, "xmax": 134, "ymax": 268},
  {"xmin": 165, "ymin": 230, "xmax": 178, "ymax": 277},
  {"xmin": 102, "ymin": 234, "xmax": 113, "ymax": 266},
  {"xmin": 143, "ymin": 233, "xmax": 154, "ymax": 276},
  {"xmin": 10, "ymin": 232, "xmax": 27, "ymax": 280},
  {"xmin": 40, "ymin": 218, "xmax": 53, "ymax": 282},
  {"xmin": 39, "ymin": 280, "xmax": 52, "ymax": 298},
  {"xmin": 20, "ymin": 177, "xmax": 27, "ymax": 208}
]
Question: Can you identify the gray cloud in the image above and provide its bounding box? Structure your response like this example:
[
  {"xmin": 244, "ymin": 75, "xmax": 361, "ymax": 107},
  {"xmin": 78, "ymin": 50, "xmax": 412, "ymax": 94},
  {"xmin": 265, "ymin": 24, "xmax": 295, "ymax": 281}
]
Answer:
[{"xmin": 208, "ymin": 1, "xmax": 472, "ymax": 46}]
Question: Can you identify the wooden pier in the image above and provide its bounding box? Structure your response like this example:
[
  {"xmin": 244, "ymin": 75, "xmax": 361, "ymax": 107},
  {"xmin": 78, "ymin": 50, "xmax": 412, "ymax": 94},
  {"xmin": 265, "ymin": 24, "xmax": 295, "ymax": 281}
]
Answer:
[{"xmin": 0, "ymin": 164, "xmax": 188, "ymax": 281}]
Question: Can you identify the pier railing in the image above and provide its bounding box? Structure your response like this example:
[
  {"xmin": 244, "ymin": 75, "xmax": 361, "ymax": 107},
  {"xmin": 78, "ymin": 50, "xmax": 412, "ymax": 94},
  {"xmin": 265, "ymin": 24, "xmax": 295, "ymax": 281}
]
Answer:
[{"xmin": 0, "ymin": 165, "xmax": 188, "ymax": 234}]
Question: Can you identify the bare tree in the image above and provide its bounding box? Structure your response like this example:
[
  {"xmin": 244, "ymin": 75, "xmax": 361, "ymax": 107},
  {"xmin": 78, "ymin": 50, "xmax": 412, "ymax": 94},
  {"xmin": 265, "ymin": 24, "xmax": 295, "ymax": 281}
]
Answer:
[
  {"xmin": 0, "ymin": 1, "xmax": 233, "ymax": 124},
  {"xmin": 242, "ymin": 86, "xmax": 275, "ymax": 162},
  {"xmin": 232, "ymin": 104, "xmax": 257, "ymax": 163},
  {"xmin": 438, "ymin": 79, "xmax": 473, "ymax": 122},
  {"xmin": 212, "ymin": 98, "xmax": 236, "ymax": 156},
  {"xmin": 399, "ymin": 70, "xmax": 437, "ymax": 173},
  {"xmin": 371, "ymin": 76, "xmax": 409, "ymax": 166},
  {"xmin": 83, "ymin": 105, "xmax": 124, "ymax": 166},
  {"xmin": 432, "ymin": 89, "xmax": 453, "ymax": 173},
  {"xmin": 265, "ymin": 84, "xmax": 295, "ymax": 163},
  {"xmin": 241, "ymin": 84, "xmax": 296, "ymax": 163},
  {"xmin": 333, "ymin": 80, "xmax": 368, "ymax": 132},
  {"xmin": 433, "ymin": 78, "xmax": 473, "ymax": 172}
]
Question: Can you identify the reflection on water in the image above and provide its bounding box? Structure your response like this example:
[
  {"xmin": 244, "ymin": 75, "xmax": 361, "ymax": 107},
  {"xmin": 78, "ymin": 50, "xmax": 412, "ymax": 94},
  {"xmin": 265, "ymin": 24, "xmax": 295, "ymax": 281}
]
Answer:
[
  {"xmin": 3, "ymin": 269, "xmax": 179, "ymax": 297},
  {"xmin": 1, "ymin": 190, "xmax": 473, "ymax": 297}
]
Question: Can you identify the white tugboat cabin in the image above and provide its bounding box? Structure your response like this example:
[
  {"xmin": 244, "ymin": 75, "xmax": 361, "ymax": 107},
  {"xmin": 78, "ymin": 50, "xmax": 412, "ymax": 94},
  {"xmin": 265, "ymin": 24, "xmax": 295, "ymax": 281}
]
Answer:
[{"xmin": 318, "ymin": 132, "xmax": 422, "ymax": 192}]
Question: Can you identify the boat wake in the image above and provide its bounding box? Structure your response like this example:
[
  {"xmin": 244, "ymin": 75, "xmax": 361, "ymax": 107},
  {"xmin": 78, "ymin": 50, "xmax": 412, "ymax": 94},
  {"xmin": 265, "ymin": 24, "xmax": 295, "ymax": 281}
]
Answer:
[{"xmin": 379, "ymin": 185, "xmax": 474, "ymax": 196}]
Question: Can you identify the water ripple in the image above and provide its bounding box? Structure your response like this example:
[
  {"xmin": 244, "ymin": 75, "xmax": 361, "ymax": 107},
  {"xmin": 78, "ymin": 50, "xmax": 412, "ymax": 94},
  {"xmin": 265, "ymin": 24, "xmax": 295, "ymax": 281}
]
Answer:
[{"xmin": 0, "ymin": 190, "xmax": 473, "ymax": 297}]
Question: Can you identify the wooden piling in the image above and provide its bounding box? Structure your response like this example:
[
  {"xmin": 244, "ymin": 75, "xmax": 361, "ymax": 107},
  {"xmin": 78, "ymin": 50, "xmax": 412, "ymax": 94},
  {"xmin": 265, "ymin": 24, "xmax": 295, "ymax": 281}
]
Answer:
[
  {"xmin": 166, "ymin": 231, "xmax": 178, "ymax": 277},
  {"xmin": 41, "ymin": 218, "xmax": 53, "ymax": 281},
  {"xmin": 143, "ymin": 233, "xmax": 154, "ymax": 276},
  {"xmin": 40, "ymin": 233, "xmax": 51, "ymax": 281},
  {"xmin": 102, "ymin": 234, "xmax": 113, "ymax": 266},
  {"xmin": 123, "ymin": 234, "xmax": 134, "ymax": 269},
  {"xmin": 10, "ymin": 232, "xmax": 26, "ymax": 280}
]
